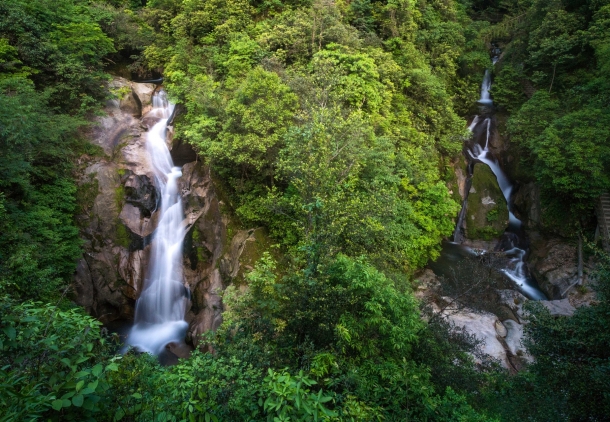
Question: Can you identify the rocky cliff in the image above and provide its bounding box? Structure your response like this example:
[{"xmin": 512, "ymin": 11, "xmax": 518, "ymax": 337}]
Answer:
[{"xmin": 73, "ymin": 78, "xmax": 266, "ymax": 349}]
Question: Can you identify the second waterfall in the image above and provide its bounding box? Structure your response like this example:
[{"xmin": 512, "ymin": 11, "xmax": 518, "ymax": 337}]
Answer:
[{"xmin": 126, "ymin": 90, "xmax": 189, "ymax": 355}]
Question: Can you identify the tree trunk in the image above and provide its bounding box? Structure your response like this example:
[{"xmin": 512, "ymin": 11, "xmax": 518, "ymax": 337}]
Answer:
[
  {"xmin": 549, "ymin": 63, "xmax": 557, "ymax": 94},
  {"xmin": 577, "ymin": 231, "xmax": 584, "ymax": 285}
]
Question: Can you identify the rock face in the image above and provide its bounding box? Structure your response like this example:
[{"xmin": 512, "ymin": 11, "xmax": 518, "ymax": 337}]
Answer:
[
  {"xmin": 444, "ymin": 309, "xmax": 510, "ymax": 368},
  {"xmin": 74, "ymin": 77, "xmax": 266, "ymax": 349},
  {"xmin": 465, "ymin": 163, "xmax": 509, "ymax": 240},
  {"xmin": 529, "ymin": 234, "xmax": 579, "ymax": 299},
  {"xmin": 540, "ymin": 299, "xmax": 576, "ymax": 316},
  {"xmin": 503, "ymin": 319, "xmax": 532, "ymax": 365},
  {"xmin": 513, "ymin": 182, "xmax": 541, "ymax": 230}
]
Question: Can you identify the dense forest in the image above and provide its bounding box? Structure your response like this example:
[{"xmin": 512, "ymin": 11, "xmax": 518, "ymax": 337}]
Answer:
[{"xmin": 1, "ymin": 0, "xmax": 610, "ymax": 420}]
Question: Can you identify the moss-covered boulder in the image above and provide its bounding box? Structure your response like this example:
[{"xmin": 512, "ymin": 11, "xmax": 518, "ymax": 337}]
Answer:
[{"xmin": 465, "ymin": 163, "xmax": 509, "ymax": 240}]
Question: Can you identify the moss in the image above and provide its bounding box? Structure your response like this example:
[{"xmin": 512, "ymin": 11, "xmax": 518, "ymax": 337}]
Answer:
[
  {"xmin": 446, "ymin": 156, "xmax": 468, "ymax": 205},
  {"xmin": 486, "ymin": 208, "xmax": 499, "ymax": 222},
  {"xmin": 109, "ymin": 85, "xmax": 131, "ymax": 101},
  {"xmin": 75, "ymin": 174, "xmax": 99, "ymax": 226},
  {"xmin": 232, "ymin": 228, "xmax": 274, "ymax": 286},
  {"xmin": 115, "ymin": 221, "xmax": 130, "ymax": 248},
  {"xmin": 465, "ymin": 163, "xmax": 509, "ymax": 240},
  {"xmin": 114, "ymin": 185, "xmax": 125, "ymax": 208}
]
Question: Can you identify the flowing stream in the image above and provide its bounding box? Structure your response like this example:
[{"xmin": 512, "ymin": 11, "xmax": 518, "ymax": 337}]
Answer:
[
  {"xmin": 434, "ymin": 52, "xmax": 547, "ymax": 300},
  {"xmin": 126, "ymin": 90, "xmax": 189, "ymax": 354}
]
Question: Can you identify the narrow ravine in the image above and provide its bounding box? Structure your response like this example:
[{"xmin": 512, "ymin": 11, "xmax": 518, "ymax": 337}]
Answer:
[
  {"xmin": 126, "ymin": 90, "xmax": 190, "ymax": 354},
  {"xmin": 435, "ymin": 50, "xmax": 547, "ymax": 300}
]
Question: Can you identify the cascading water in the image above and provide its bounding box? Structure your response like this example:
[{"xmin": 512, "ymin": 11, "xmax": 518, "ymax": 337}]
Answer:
[
  {"xmin": 125, "ymin": 90, "xmax": 190, "ymax": 354},
  {"xmin": 437, "ymin": 49, "xmax": 547, "ymax": 300},
  {"xmin": 479, "ymin": 70, "xmax": 493, "ymax": 106}
]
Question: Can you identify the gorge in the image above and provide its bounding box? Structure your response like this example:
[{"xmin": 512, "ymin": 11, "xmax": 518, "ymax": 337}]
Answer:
[
  {"xmin": 434, "ymin": 51, "xmax": 547, "ymax": 301},
  {"xmin": 2, "ymin": 0, "xmax": 609, "ymax": 420}
]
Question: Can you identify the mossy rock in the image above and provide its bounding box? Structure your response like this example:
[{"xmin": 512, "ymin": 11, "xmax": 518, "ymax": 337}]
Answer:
[
  {"xmin": 465, "ymin": 163, "xmax": 509, "ymax": 240},
  {"xmin": 446, "ymin": 156, "xmax": 468, "ymax": 205}
]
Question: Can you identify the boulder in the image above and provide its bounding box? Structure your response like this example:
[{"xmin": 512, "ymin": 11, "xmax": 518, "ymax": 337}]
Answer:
[
  {"xmin": 465, "ymin": 163, "xmax": 509, "ymax": 240},
  {"xmin": 445, "ymin": 309, "xmax": 509, "ymax": 368},
  {"xmin": 540, "ymin": 299, "xmax": 576, "ymax": 317},
  {"xmin": 108, "ymin": 77, "xmax": 140, "ymax": 116},
  {"xmin": 130, "ymin": 82, "xmax": 156, "ymax": 116},
  {"xmin": 497, "ymin": 289, "xmax": 527, "ymax": 322},
  {"xmin": 503, "ymin": 319, "xmax": 532, "ymax": 362},
  {"xmin": 495, "ymin": 320, "xmax": 507, "ymax": 337},
  {"xmin": 529, "ymin": 235, "xmax": 578, "ymax": 299}
]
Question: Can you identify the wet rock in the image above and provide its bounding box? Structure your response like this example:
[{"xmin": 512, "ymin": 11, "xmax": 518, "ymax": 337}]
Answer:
[
  {"xmin": 465, "ymin": 163, "xmax": 509, "ymax": 240},
  {"xmin": 529, "ymin": 235, "xmax": 578, "ymax": 299},
  {"xmin": 117, "ymin": 246, "xmax": 150, "ymax": 300},
  {"xmin": 513, "ymin": 182, "xmax": 541, "ymax": 229},
  {"xmin": 189, "ymin": 269, "xmax": 224, "ymax": 348},
  {"xmin": 461, "ymin": 239, "xmax": 498, "ymax": 251},
  {"xmin": 540, "ymin": 299, "xmax": 576, "ymax": 317},
  {"xmin": 123, "ymin": 172, "xmax": 157, "ymax": 217},
  {"xmin": 169, "ymin": 135, "xmax": 197, "ymax": 166},
  {"xmin": 73, "ymin": 77, "xmax": 154, "ymax": 323},
  {"xmin": 166, "ymin": 341, "xmax": 193, "ymax": 359},
  {"xmin": 74, "ymin": 77, "xmax": 269, "ymax": 349}
]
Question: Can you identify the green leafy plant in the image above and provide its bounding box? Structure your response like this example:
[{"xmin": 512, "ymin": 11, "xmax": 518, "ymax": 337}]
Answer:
[{"xmin": 261, "ymin": 369, "xmax": 336, "ymax": 422}]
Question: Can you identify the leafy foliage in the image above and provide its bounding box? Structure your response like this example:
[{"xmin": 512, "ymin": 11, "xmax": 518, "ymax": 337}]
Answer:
[
  {"xmin": 0, "ymin": 298, "xmax": 118, "ymax": 421},
  {"xmin": 488, "ymin": 0, "xmax": 610, "ymax": 226}
]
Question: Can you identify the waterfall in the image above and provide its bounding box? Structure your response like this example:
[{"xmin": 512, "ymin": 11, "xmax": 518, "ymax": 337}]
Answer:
[
  {"xmin": 126, "ymin": 90, "xmax": 189, "ymax": 355},
  {"xmin": 466, "ymin": 118, "xmax": 546, "ymax": 299},
  {"xmin": 447, "ymin": 52, "xmax": 547, "ymax": 300},
  {"xmin": 479, "ymin": 70, "xmax": 493, "ymax": 105}
]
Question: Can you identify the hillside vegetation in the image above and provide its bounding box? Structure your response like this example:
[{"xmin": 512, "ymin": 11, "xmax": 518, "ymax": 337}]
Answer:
[{"xmin": 1, "ymin": 0, "xmax": 609, "ymax": 420}]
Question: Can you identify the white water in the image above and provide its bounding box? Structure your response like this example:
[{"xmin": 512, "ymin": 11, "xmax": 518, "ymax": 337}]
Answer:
[
  {"xmin": 464, "ymin": 67, "xmax": 546, "ymax": 300},
  {"xmin": 126, "ymin": 91, "xmax": 189, "ymax": 354},
  {"xmin": 479, "ymin": 70, "xmax": 493, "ymax": 105}
]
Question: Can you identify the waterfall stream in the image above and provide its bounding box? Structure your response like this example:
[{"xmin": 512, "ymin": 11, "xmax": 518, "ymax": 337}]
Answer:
[
  {"xmin": 126, "ymin": 90, "xmax": 189, "ymax": 355},
  {"xmin": 434, "ymin": 51, "xmax": 547, "ymax": 300}
]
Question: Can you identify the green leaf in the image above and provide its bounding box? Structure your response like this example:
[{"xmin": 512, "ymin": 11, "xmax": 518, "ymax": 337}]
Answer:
[
  {"xmin": 115, "ymin": 408, "xmax": 125, "ymax": 421},
  {"xmin": 51, "ymin": 399, "xmax": 63, "ymax": 411},
  {"xmin": 72, "ymin": 394, "xmax": 84, "ymax": 407},
  {"xmin": 105, "ymin": 363, "xmax": 118, "ymax": 372},
  {"xmin": 74, "ymin": 370, "xmax": 90, "ymax": 379},
  {"xmin": 3, "ymin": 326, "xmax": 15, "ymax": 340},
  {"xmin": 83, "ymin": 398, "xmax": 95, "ymax": 411},
  {"xmin": 76, "ymin": 380, "xmax": 84, "ymax": 392},
  {"xmin": 62, "ymin": 399, "xmax": 71, "ymax": 408},
  {"xmin": 87, "ymin": 379, "xmax": 99, "ymax": 392},
  {"xmin": 132, "ymin": 392, "xmax": 142, "ymax": 399},
  {"xmin": 91, "ymin": 364, "xmax": 103, "ymax": 377}
]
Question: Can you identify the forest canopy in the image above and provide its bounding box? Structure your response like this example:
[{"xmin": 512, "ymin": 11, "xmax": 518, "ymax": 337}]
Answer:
[{"xmin": 1, "ymin": 0, "xmax": 610, "ymax": 420}]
